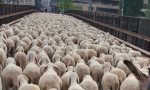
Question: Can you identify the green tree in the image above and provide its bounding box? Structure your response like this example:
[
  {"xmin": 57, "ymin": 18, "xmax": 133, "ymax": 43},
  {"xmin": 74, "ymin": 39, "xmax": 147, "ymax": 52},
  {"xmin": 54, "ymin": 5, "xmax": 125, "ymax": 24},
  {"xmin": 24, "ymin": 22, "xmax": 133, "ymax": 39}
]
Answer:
[
  {"xmin": 124, "ymin": 0, "xmax": 143, "ymax": 16},
  {"xmin": 0, "ymin": 0, "xmax": 2, "ymax": 3},
  {"xmin": 58, "ymin": 0, "xmax": 75, "ymax": 12},
  {"xmin": 145, "ymin": 1, "xmax": 150, "ymax": 18}
]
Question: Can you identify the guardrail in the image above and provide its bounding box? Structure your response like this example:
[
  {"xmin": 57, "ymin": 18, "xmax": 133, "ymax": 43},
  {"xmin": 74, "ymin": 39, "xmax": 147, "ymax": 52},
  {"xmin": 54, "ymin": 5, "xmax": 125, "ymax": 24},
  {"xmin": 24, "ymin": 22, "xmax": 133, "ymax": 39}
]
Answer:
[
  {"xmin": 0, "ymin": 4, "xmax": 39, "ymax": 25},
  {"xmin": 66, "ymin": 10, "xmax": 150, "ymax": 52},
  {"xmin": 66, "ymin": 13, "xmax": 150, "ymax": 57}
]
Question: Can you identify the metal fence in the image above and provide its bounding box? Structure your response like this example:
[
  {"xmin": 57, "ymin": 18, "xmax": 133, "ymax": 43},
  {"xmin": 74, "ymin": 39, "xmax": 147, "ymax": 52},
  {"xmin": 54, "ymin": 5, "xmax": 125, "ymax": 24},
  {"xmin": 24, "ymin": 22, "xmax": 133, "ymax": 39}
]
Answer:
[
  {"xmin": 0, "ymin": 4, "xmax": 38, "ymax": 25},
  {"xmin": 66, "ymin": 10, "xmax": 150, "ymax": 52}
]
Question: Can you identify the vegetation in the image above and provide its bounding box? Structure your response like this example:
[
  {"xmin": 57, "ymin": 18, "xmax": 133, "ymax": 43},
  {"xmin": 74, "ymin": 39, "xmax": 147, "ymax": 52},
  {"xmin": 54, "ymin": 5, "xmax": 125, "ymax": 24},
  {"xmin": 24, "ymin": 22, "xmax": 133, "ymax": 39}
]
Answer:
[
  {"xmin": 0, "ymin": 0, "xmax": 2, "ymax": 3},
  {"xmin": 58, "ymin": 0, "xmax": 76, "ymax": 12},
  {"xmin": 123, "ymin": 0, "xmax": 143, "ymax": 16},
  {"xmin": 145, "ymin": 0, "xmax": 150, "ymax": 18}
]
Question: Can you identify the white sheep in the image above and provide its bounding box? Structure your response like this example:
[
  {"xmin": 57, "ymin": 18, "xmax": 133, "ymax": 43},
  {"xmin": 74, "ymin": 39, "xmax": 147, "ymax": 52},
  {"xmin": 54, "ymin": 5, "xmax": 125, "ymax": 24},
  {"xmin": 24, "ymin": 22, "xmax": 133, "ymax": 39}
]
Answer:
[
  {"xmin": 88, "ymin": 59, "xmax": 103, "ymax": 89},
  {"xmin": 42, "ymin": 45, "xmax": 54, "ymax": 61},
  {"xmin": 62, "ymin": 54, "xmax": 75, "ymax": 67},
  {"xmin": 120, "ymin": 74, "xmax": 140, "ymax": 90},
  {"xmin": 17, "ymin": 75, "xmax": 40, "ymax": 90},
  {"xmin": 39, "ymin": 63, "xmax": 62, "ymax": 90},
  {"xmin": 75, "ymin": 59, "xmax": 90, "ymax": 82},
  {"xmin": 101, "ymin": 72, "xmax": 119, "ymax": 90},
  {"xmin": 68, "ymin": 72, "xmax": 85, "ymax": 90},
  {"xmin": 23, "ymin": 51, "xmax": 41, "ymax": 84},
  {"xmin": 61, "ymin": 66, "xmax": 74, "ymax": 90},
  {"xmin": 0, "ymin": 48, "xmax": 6, "ymax": 74},
  {"xmin": 1, "ymin": 57, "xmax": 22, "ymax": 90},
  {"xmin": 80, "ymin": 75, "xmax": 98, "ymax": 90},
  {"xmin": 14, "ymin": 51, "xmax": 27, "ymax": 70}
]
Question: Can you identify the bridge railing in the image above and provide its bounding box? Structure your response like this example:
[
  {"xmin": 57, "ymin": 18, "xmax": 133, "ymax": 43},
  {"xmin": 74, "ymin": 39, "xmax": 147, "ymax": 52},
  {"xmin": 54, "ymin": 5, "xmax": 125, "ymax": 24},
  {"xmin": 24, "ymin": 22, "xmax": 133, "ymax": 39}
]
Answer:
[
  {"xmin": 0, "ymin": 4, "xmax": 39, "ymax": 25},
  {"xmin": 65, "ymin": 10, "xmax": 150, "ymax": 52}
]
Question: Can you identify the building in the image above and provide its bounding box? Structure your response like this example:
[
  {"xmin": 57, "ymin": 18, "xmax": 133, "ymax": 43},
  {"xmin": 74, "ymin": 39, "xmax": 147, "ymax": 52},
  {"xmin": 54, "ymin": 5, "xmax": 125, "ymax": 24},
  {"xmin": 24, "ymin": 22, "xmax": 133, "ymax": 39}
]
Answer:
[
  {"xmin": 3, "ymin": 0, "xmax": 35, "ymax": 6},
  {"xmin": 74, "ymin": 0, "xmax": 120, "ymax": 14}
]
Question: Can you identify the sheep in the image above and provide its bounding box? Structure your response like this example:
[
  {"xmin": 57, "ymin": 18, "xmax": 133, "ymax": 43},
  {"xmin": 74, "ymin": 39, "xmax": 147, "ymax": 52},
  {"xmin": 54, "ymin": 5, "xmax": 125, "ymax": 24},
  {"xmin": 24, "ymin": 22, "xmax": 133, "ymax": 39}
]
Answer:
[
  {"xmin": 1, "ymin": 12, "xmax": 149, "ymax": 90},
  {"xmin": 135, "ymin": 57, "xmax": 149, "ymax": 68},
  {"xmin": 76, "ymin": 49, "xmax": 88, "ymax": 62},
  {"xmin": 38, "ymin": 56, "xmax": 50, "ymax": 66},
  {"xmin": 39, "ymin": 63, "xmax": 62, "ymax": 90},
  {"xmin": 70, "ymin": 52, "xmax": 81, "ymax": 65},
  {"xmin": 17, "ymin": 75, "xmax": 40, "ymax": 90},
  {"xmin": 14, "ymin": 51, "xmax": 27, "ymax": 70},
  {"xmin": 54, "ymin": 56, "xmax": 66, "ymax": 77},
  {"xmin": 88, "ymin": 59, "xmax": 103, "ymax": 89},
  {"xmin": 17, "ymin": 41, "xmax": 29, "ymax": 53},
  {"xmin": 4, "ymin": 25, "xmax": 14, "ymax": 37},
  {"xmin": 74, "ymin": 59, "xmax": 90, "ymax": 82},
  {"xmin": 86, "ymin": 49, "xmax": 97, "ymax": 60},
  {"xmin": 91, "ymin": 56, "xmax": 105, "ymax": 64},
  {"xmin": 101, "ymin": 71, "xmax": 119, "ymax": 90},
  {"xmin": 15, "ymin": 46, "xmax": 24, "ymax": 52},
  {"xmin": 0, "ymin": 42, "xmax": 7, "ymax": 54},
  {"xmin": 96, "ymin": 45, "xmax": 108, "ymax": 57},
  {"xmin": 54, "ymin": 49, "xmax": 65, "ymax": 58},
  {"xmin": 123, "ymin": 60, "xmax": 150, "ymax": 90},
  {"xmin": 61, "ymin": 66, "xmax": 74, "ymax": 90},
  {"xmin": 68, "ymin": 72, "xmax": 85, "ymax": 90},
  {"xmin": 120, "ymin": 74, "xmax": 140, "ymax": 90},
  {"xmin": 21, "ymin": 37, "xmax": 32, "ymax": 46},
  {"xmin": 30, "ymin": 45, "xmax": 41, "ymax": 54},
  {"xmin": 102, "ymin": 62, "xmax": 112, "ymax": 73},
  {"xmin": 117, "ymin": 60, "xmax": 131, "ymax": 76},
  {"xmin": 5, "ymin": 57, "xmax": 16, "ymax": 66},
  {"xmin": 23, "ymin": 51, "xmax": 41, "ymax": 84},
  {"xmin": 1, "ymin": 57, "xmax": 22, "ymax": 90},
  {"xmin": 80, "ymin": 75, "xmax": 98, "ymax": 90},
  {"xmin": 64, "ymin": 46, "xmax": 81, "ymax": 64},
  {"xmin": 62, "ymin": 54, "xmax": 75, "ymax": 67},
  {"xmin": 9, "ymin": 35, "xmax": 20, "ymax": 45},
  {"xmin": 42, "ymin": 45, "xmax": 54, "ymax": 61},
  {"xmin": 128, "ymin": 49, "xmax": 142, "ymax": 57},
  {"xmin": 110, "ymin": 68, "xmax": 126, "ymax": 85},
  {"xmin": 113, "ymin": 52, "xmax": 130, "ymax": 66},
  {"xmin": 100, "ymin": 53, "xmax": 113, "ymax": 65},
  {"xmin": 0, "ymin": 48, "xmax": 6, "ymax": 74}
]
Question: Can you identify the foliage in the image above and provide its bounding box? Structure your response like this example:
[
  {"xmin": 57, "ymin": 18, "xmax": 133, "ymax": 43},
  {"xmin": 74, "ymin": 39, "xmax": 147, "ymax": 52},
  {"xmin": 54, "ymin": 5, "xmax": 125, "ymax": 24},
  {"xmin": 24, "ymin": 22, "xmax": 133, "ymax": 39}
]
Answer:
[
  {"xmin": 0, "ymin": 0, "xmax": 2, "ymax": 3},
  {"xmin": 124, "ymin": 0, "xmax": 143, "ymax": 16},
  {"xmin": 145, "ymin": 2, "xmax": 150, "ymax": 18},
  {"xmin": 58, "ymin": 0, "xmax": 76, "ymax": 12}
]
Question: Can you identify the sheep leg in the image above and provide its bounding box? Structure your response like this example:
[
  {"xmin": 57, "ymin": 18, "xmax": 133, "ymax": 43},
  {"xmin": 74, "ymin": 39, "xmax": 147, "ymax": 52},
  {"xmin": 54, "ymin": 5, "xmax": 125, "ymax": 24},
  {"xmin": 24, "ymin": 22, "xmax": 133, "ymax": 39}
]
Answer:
[
  {"xmin": 0, "ymin": 65, "xmax": 2, "ymax": 76},
  {"xmin": 1, "ymin": 77, "xmax": 6, "ymax": 90}
]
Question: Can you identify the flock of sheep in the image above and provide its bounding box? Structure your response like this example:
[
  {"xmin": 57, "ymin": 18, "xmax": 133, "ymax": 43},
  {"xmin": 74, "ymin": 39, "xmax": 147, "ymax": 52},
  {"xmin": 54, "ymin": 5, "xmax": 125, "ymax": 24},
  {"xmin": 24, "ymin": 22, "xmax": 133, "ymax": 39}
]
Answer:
[{"xmin": 0, "ymin": 12, "xmax": 150, "ymax": 90}]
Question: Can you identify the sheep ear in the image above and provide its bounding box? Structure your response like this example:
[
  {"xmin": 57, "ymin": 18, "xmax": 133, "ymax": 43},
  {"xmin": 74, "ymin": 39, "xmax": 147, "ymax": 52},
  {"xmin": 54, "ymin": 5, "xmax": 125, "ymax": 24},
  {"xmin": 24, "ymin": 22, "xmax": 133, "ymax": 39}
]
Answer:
[
  {"xmin": 43, "ymin": 65, "xmax": 48, "ymax": 72},
  {"xmin": 148, "ymin": 68, "xmax": 150, "ymax": 76},
  {"xmin": 87, "ymin": 60, "xmax": 90, "ymax": 65},
  {"xmin": 53, "ymin": 65, "xmax": 60, "ymax": 72},
  {"xmin": 3, "ymin": 39, "xmax": 6, "ymax": 44},
  {"xmin": 124, "ymin": 60, "xmax": 148, "ymax": 81}
]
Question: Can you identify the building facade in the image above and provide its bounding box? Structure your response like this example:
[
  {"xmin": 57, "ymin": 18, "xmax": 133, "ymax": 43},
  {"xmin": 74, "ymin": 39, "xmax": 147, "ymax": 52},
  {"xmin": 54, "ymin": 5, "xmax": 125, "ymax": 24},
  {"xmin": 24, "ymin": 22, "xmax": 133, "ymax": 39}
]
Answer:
[
  {"xmin": 74, "ymin": 0, "xmax": 120, "ymax": 14},
  {"xmin": 3, "ymin": 0, "xmax": 35, "ymax": 6}
]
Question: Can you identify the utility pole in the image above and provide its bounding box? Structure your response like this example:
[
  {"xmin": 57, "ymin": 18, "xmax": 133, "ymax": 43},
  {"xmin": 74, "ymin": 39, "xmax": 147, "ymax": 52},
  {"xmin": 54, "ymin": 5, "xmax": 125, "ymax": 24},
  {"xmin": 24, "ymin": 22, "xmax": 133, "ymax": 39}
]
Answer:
[
  {"xmin": 63, "ymin": 0, "xmax": 65, "ymax": 14},
  {"xmin": 120, "ymin": 0, "xmax": 124, "ymax": 16}
]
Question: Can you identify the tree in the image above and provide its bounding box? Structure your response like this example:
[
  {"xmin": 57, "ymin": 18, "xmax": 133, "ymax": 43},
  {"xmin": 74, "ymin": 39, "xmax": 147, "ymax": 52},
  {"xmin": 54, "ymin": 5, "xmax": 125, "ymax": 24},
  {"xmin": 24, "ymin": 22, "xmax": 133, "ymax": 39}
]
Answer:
[
  {"xmin": 145, "ymin": 0, "xmax": 150, "ymax": 18},
  {"xmin": 0, "ymin": 0, "xmax": 2, "ymax": 3},
  {"xmin": 124, "ymin": 0, "xmax": 143, "ymax": 16},
  {"xmin": 58, "ymin": 0, "xmax": 75, "ymax": 12}
]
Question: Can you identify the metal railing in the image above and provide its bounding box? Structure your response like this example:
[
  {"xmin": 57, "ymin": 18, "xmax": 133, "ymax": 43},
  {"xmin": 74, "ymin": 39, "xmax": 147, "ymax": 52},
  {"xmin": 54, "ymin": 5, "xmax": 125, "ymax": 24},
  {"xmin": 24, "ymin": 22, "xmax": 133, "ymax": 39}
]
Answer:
[
  {"xmin": 0, "ymin": 4, "xmax": 39, "ymax": 25},
  {"xmin": 65, "ymin": 10, "xmax": 150, "ymax": 52}
]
